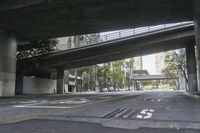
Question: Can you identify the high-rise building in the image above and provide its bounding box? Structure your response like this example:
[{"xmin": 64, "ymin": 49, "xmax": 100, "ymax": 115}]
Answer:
[
  {"xmin": 133, "ymin": 57, "xmax": 143, "ymax": 70},
  {"xmin": 155, "ymin": 52, "xmax": 167, "ymax": 74}
]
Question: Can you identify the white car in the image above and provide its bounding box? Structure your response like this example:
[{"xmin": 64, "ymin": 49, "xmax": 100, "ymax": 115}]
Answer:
[
  {"xmin": 108, "ymin": 87, "xmax": 114, "ymax": 92},
  {"xmin": 102, "ymin": 88, "xmax": 108, "ymax": 92}
]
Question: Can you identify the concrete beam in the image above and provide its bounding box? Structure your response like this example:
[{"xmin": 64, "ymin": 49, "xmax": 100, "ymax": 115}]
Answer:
[
  {"xmin": 186, "ymin": 45, "xmax": 198, "ymax": 92},
  {"xmin": 56, "ymin": 67, "xmax": 64, "ymax": 94},
  {"xmin": 194, "ymin": 0, "xmax": 200, "ymax": 91},
  {"xmin": 0, "ymin": 0, "xmax": 51, "ymax": 11},
  {"xmin": 0, "ymin": 30, "xmax": 17, "ymax": 96},
  {"xmin": 0, "ymin": 0, "xmax": 194, "ymax": 40},
  {"xmin": 22, "ymin": 23, "xmax": 194, "ymax": 69}
]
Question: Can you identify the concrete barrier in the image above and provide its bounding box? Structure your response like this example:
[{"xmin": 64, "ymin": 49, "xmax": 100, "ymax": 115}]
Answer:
[{"xmin": 23, "ymin": 77, "xmax": 56, "ymax": 94}]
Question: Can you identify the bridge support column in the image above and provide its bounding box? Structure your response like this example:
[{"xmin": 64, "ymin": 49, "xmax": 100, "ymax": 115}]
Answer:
[
  {"xmin": 186, "ymin": 45, "xmax": 198, "ymax": 92},
  {"xmin": 57, "ymin": 67, "xmax": 64, "ymax": 94},
  {"xmin": 0, "ymin": 30, "xmax": 17, "ymax": 96},
  {"xmin": 194, "ymin": 2, "xmax": 200, "ymax": 92}
]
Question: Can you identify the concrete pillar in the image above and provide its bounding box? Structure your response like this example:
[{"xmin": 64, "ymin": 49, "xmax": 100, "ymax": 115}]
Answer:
[
  {"xmin": 186, "ymin": 45, "xmax": 198, "ymax": 92},
  {"xmin": 0, "ymin": 30, "xmax": 17, "ymax": 96},
  {"xmin": 57, "ymin": 67, "xmax": 64, "ymax": 94},
  {"xmin": 194, "ymin": 1, "xmax": 200, "ymax": 91},
  {"xmin": 15, "ymin": 75, "xmax": 24, "ymax": 95}
]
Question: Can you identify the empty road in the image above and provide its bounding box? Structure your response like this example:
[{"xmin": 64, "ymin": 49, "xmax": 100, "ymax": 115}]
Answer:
[{"xmin": 0, "ymin": 90, "xmax": 200, "ymax": 133}]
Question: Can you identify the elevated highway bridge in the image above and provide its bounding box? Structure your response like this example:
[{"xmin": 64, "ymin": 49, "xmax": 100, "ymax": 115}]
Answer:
[
  {"xmin": 0, "ymin": 0, "xmax": 200, "ymax": 96},
  {"xmin": 18, "ymin": 23, "xmax": 194, "ymax": 72},
  {"xmin": 17, "ymin": 23, "xmax": 196, "ymax": 94}
]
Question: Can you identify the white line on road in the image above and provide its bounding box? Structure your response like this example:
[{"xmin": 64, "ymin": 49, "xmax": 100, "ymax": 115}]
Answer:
[
  {"xmin": 13, "ymin": 105, "xmax": 72, "ymax": 109},
  {"xmin": 114, "ymin": 109, "xmax": 127, "ymax": 118}
]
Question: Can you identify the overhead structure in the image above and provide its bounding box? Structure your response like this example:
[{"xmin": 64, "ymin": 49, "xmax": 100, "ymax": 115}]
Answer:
[{"xmin": 0, "ymin": 0, "xmax": 200, "ymax": 96}]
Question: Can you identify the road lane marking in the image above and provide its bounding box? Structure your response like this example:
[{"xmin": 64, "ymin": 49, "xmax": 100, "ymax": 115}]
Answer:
[
  {"xmin": 101, "ymin": 108, "xmax": 126, "ymax": 118},
  {"xmin": 121, "ymin": 109, "xmax": 133, "ymax": 118},
  {"xmin": 12, "ymin": 94, "xmax": 139, "ymax": 110},
  {"xmin": 101, "ymin": 108, "xmax": 143, "ymax": 119},
  {"xmin": 136, "ymin": 109, "xmax": 155, "ymax": 119},
  {"xmin": 100, "ymin": 108, "xmax": 121, "ymax": 118},
  {"xmin": 12, "ymin": 98, "xmax": 92, "ymax": 109},
  {"xmin": 114, "ymin": 109, "xmax": 128, "ymax": 118},
  {"xmin": 13, "ymin": 105, "xmax": 72, "ymax": 109}
]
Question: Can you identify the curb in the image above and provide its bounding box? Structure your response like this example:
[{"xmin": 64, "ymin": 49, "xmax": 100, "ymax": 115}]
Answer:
[{"xmin": 184, "ymin": 92, "xmax": 200, "ymax": 99}]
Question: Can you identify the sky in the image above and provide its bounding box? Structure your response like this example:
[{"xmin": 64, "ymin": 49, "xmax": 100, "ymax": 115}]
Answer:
[{"xmin": 142, "ymin": 54, "xmax": 156, "ymax": 75}]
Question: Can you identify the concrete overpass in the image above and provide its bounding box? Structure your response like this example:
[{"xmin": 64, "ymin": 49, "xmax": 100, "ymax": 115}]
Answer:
[
  {"xmin": 1, "ymin": 0, "xmax": 200, "ymax": 96},
  {"xmin": 18, "ymin": 23, "xmax": 194, "ymax": 72},
  {"xmin": 17, "ymin": 23, "xmax": 196, "ymax": 94},
  {"xmin": 132, "ymin": 75, "xmax": 179, "ymax": 90},
  {"xmin": 0, "ymin": 0, "xmax": 195, "ymax": 40},
  {"xmin": 132, "ymin": 75, "xmax": 178, "ymax": 81}
]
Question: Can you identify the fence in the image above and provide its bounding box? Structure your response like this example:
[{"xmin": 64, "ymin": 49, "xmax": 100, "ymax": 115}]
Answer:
[{"xmin": 56, "ymin": 22, "xmax": 193, "ymax": 51}]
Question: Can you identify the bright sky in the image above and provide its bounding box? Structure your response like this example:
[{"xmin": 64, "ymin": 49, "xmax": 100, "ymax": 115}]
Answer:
[{"xmin": 142, "ymin": 54, "xmax": 156, "ymax": 75}]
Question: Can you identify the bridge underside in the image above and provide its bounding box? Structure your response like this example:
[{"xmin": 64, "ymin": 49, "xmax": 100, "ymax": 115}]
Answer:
[
  {"xmin": 0, "ymin": 0, "xmax": 194, "ymax": 41},
  {"xmin": 1, "ymin": 0, "xmax": 200, "ymax": 96}
]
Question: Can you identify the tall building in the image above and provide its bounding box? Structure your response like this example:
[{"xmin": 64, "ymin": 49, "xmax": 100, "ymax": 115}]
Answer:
[
  {"xmin": 133, "ymin": 57, "xmax": 143, "ymax": 70},
  {"xmin": 155, "ymin": 52, "xmax": 167, "ymax": 74}
]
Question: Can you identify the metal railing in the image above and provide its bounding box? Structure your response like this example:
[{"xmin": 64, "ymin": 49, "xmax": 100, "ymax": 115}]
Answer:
[{"xmin": 56, "ymin": 22, "xmax": 193, "ymax": 51}]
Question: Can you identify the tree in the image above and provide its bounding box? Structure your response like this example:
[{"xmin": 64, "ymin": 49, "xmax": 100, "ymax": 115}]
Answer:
[
  {"xmin": 110, "ymin": 61, "xmax": 125, "ymax": 88},
  {"xmin": 17, "ymin": 39, "xmax": 58, "ymax": 60},
  {"xmin": 72, "ymin": 33, "xmax": 100, "ymax": 47},
  {"xmin": 81, "ymin": 33, "xmax": 100, "ymax": 45},
  {"xmin": 125, "ymin": 58, "xmax": 135, "ymax": 88},
  {"xmin": 162, "ymin": 49, "xmax": 187, "ymax": 89},
  {"xmin": 97, "ymin": 63, "xmax": 111, "ymax": 89},
  {"xmin": 133, "ymin": 70, "xmax": 149, "ymax": 75}
]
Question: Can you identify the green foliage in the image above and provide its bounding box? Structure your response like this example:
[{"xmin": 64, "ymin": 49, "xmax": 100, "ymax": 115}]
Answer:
[
  {"xmin": 97, "ymin": 64, "xmax": 110, "ymax": 78},
  {"xmin": 162, "ymin": 49, "xmax": 187, "ymax": 88},
  {"xmin": 141, "ymin": 80, "xmax": 152, "ymax": 87},
  {"xmin": 133, "ymin": 70, "xmax": 149, "ymax": 75},
  {"xmin": 110, "ymin": 61, "xmax": 125, "ymax": 88},
  {"xmin": 96, "ymin": 63, "xmax": 111, "ymax": 88},
  {"xmin": 81, "ymin": 33, "xmax": 100, "ymax": 45},
  {"xmin": 17, "ymin": 39, "xmax": 58, "ymax": 59}
]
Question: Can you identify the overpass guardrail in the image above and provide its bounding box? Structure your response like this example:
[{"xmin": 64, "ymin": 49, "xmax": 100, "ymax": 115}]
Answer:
[{"xmin": 55, "ymin": 22, "xmax": 193, "ymax": 51}]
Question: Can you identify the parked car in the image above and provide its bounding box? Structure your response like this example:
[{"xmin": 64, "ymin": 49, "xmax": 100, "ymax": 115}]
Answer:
[
  {"xmin": 101, "ymin": 87, "xmax": 108, "ymax": 92},
  {"xmin": 121, "ymin": 88, "xmax": 126, "ymax": 91},
  {"xmin": 108, "ymin": 87, "xmax": 114, "ymax": 92}
]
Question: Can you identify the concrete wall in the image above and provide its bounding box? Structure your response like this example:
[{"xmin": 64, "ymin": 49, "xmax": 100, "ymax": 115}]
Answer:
[
  {"xmin": 179, "ymin": 76, "xmax": 187, "ymax": 90},
  {"xmin": 23, "ymin": 77, "xmax": 56, "ymax": 94},
  {"xmin": 0, "ymin": 81, "xmax": 2, "ymax": 97}
]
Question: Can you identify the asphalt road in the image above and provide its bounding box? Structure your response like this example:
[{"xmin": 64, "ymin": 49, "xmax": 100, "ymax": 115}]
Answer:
[{"xmin": 0, "ymin": 90, "xmax": 200, "ymax": 133}]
